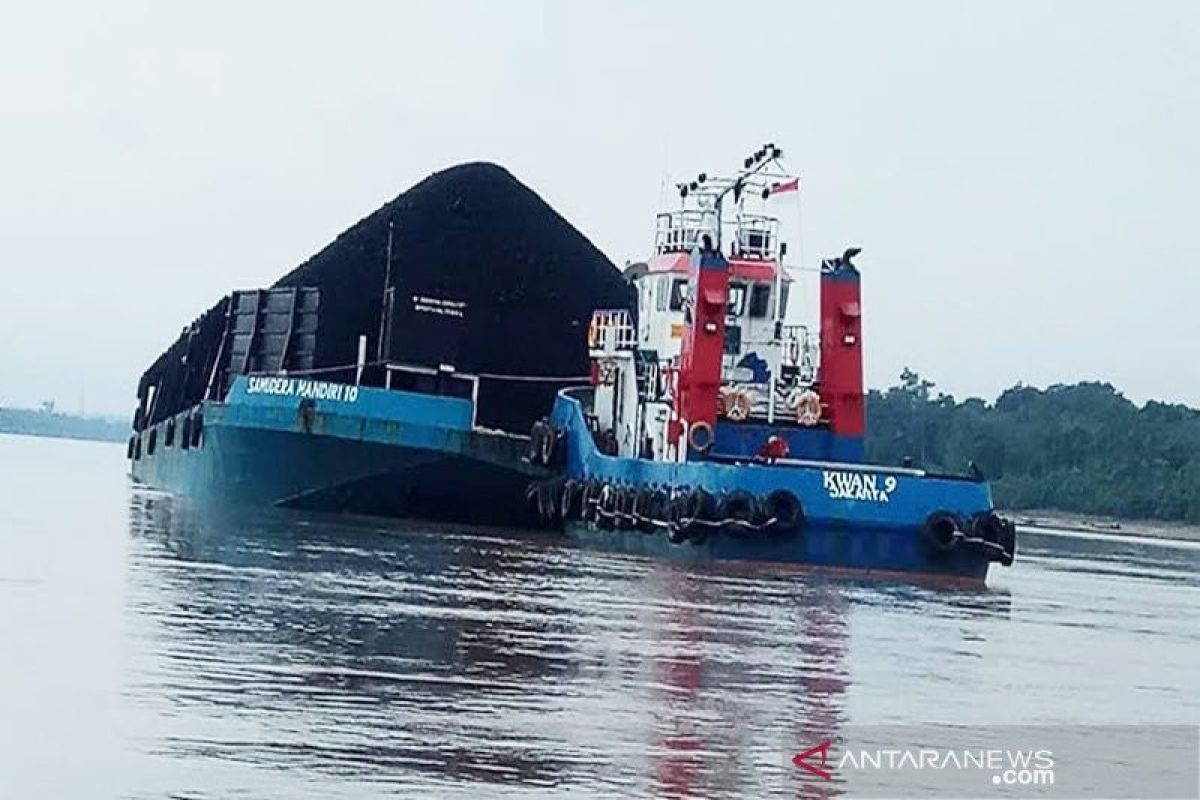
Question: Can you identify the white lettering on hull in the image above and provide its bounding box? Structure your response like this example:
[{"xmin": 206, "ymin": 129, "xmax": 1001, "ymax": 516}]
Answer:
[
  {"xmin": 822, "ymin": 471, "xmax": 898, "ymax": 503},
  {"xmin": 246, "ymin": 377, "xmax": 360, "ymax": 404}
]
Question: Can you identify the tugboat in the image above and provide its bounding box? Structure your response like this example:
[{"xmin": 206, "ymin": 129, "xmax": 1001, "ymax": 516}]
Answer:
[{"xmin": 529, "ymin": 145, "xmax": 1017, "ymax": 582}]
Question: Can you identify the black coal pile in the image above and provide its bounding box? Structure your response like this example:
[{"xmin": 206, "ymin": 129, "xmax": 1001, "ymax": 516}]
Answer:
[{"xmin": 274, "ymin": 162, "xmax": 634, "ymax": 433}]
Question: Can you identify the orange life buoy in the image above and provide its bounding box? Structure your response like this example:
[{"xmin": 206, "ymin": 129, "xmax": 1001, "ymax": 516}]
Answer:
[
  {"xmin": 687, "ymin": 420, "xmax": 714, "ymax": 452},
  {"xmin": 723, "ymin": 388, "xmax": 752, "ymax": 422},
  {"xmin": 796, "ymin": 390, "xmax": 822, "ymax": 427}
]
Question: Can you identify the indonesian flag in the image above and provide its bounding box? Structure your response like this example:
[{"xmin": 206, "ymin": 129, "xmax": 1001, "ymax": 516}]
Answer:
[{"xmin": 769, "ymin": 177, "xmax": 801, "ymax": 195}]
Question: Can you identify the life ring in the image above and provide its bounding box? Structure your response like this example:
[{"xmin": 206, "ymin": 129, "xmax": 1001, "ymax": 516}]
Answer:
[
  {"xmin": 795, "ymin": 390, "xmax": 822, "ymax": 427},
  {"xmin": 763, "ymin": 490, "xmax": 804, "ymax": 532},
  {"xmin": 922, "ymin": 511, "xmax": 961, "ymax": 557},
  {"xmin": 687, "ymin": 421, "xmax": 715, "ymax": 453},
  {"xmin": 723, "ymin": 388, "xmax": 752, "ymax": 422}
]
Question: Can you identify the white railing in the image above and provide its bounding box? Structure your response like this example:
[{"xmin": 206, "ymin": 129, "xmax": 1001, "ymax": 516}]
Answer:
[
  {"xmin": 589, "ymin": 309, "xmax": 638, "ymax": 352},
  {"xmin": 782, "ymin": 324, "xmax": 818, "ymax": 382}
]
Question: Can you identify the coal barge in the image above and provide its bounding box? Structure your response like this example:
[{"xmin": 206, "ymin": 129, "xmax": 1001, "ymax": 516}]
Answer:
[
  {"xmin": 525, "ymin": 146, "xmax": 1017, "ymax": 582},
  {"xmin": 127, "ymin": 163, "xmax": 631, "ymax": 524}
]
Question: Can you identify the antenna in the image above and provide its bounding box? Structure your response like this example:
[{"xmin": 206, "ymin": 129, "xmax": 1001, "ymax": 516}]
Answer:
[{"xmin": 709, "ymin": 144, "xmax": 789, "ymax": 250}]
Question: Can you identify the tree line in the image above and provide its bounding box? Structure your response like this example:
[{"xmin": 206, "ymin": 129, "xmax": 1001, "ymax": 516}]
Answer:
[
  {"xmin": 0, "ymin": 406, "xmax": 128, "ymax": 444},
  {"xmin": 865, "ymin": 370, "xmax": 1200, "ymax": 523}
]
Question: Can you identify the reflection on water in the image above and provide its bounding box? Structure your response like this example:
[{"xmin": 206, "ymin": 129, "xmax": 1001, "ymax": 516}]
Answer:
[
  {"xmin": 119, "ymin": 493, "xmax": 1200, "ymax": 799},
  {"xmin": 124, "ymin": 495, "xmax": 863, "ymax": 798},
  {"xmin": 0, "ymin": 435, "xmax": 1197, "ymax": 799}
]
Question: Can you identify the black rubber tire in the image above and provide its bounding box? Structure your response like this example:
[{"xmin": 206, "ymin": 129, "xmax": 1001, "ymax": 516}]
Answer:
[
  {"xmin": 763, "ymin": 490, "xmax": 804, "ymax": 532},
  {"xmin": 190, "ymin": 412, "xmax": 203, "ymax": 447},
  {"xmin": 528, "ymin": 421, "xmax": 546, "ymax": 465},
  {"xmin": 667, "ymin": 488, "xmax": 691, "ymax": 543},
  {"xmin": 540, "ymin": 424, "xmax": 558, "ymax": 467},
  {"xmin": 679, "ymin": 489, "xmax": 716, "ymax": 543},
  {"xmin": 634, "ymin": 487, "xmax": 656, "ymax": 532},
  {"xmin": 545, "ymin": 478, "xmax": 565, "ymax": 525},
  {"xmin": 560, "ymin": 479, "xmax": 581, "ymax": 520},
  {"xmin": 615, "ymin": 487, "xmax": 638, "ymax": 530},
  {"xmin": 525, "ymin": 482, "xmax": 541, "ymax": 521},
  {"xmin": 923, "ymin": 511, "xmax": 960, "ymax": 557},
  {"xmin": 684, "ymin": 488, "xmax": 717, "ymax": 521},
  {"xmin": 582, "ymin": 480, "xmax": 603, "ymax": 523},
  {"xmin": 180, "ymin": 415, "xmax": 191, "ymax": 450},
  {"xmin": 596, "ymin": 484, "xmax": 617, "ymax": 530},
  {"xmin": 998, "ymin": 518, "xmax": 1016, "ymax": 566},
  {"xmin": 718, "ymin": 490, "xmax": 760, "ymax": 533},
  {"xmin": 668, "ymin": 488, "xmax": 688, "ymax": 528}
]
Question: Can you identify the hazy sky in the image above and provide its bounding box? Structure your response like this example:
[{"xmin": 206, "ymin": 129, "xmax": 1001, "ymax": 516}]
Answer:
[{"xmin": 1, "ymin": 0, "xmax": 1196, "ymax": 416}]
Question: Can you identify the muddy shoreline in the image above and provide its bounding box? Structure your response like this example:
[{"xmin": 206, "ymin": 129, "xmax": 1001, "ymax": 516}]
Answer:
[{"xmin": 1009, "ymin": 508, "xmax": 1200, "ymax": 543}]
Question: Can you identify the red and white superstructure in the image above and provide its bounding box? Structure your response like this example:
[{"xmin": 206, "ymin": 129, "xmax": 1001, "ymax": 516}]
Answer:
[{"xmin": 588, "ymin": 144, "xmax": 866, "ymax": 464}]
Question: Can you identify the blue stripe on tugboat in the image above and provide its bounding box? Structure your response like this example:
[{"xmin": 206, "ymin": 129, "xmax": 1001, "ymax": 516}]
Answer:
[{"xmin": 523, "ymin": 145, "xmax": 1017, "ymax": 583}]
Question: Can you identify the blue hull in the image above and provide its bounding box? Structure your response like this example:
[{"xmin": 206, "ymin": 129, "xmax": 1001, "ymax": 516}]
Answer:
[
  {"xmin": 548, "ymin": 391, "xmax": 1009, "ymax": 582},
  {"xmin": 130, "ymin": 376, "xmax": 542, "ymax": 525}
]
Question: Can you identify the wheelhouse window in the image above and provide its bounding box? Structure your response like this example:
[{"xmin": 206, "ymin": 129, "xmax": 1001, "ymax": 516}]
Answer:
[
  {"xmin": 749, "ymin": 283, "xmax": 772, "ymax": 318},
  {"xmin": 668, "ymin": 278, "xmax": 689, "ymax": 311},
  {"xmin": 727, "ymin": 283, "xmax": 747, "ymax": 316}
]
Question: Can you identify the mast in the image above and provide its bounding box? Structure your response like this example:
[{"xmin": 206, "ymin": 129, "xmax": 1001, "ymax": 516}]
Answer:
[
  {"xmin": 768, "ymin": 241, "xmax": 788, "ymax": 424},
  {"xmin": 377, "ymin": 220, "xmax": 395, "ymax": 362}
]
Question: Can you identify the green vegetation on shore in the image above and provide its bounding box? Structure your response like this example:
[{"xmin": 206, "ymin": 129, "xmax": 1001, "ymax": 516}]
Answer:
[
  {"xmin": 0, "ymin": 404, "xmax": 127, "ymax": 444},
  {"xmin": 867, "ymin": 370, "xmax": 1200, "ymax": 523}
]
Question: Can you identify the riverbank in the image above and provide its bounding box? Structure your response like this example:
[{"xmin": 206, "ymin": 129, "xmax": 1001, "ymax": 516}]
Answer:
[
  {"xmin": 1010, "ymin": 508, "xmax": 1200, "ymax": 543},
  {"xmin": 0, "ymin": 408, "xmax": 127, "ymax": 444}
]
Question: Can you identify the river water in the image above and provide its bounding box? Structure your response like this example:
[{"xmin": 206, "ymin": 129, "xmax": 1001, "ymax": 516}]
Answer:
[{"xmin": 1, "ymin": 433, "xmax": 1197, "ymax": 798}]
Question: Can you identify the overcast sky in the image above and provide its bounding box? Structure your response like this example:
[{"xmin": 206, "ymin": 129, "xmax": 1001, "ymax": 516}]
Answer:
[{"xmin": 1, "ymin": 0, "xmax": 1196, "ymax": 416}]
